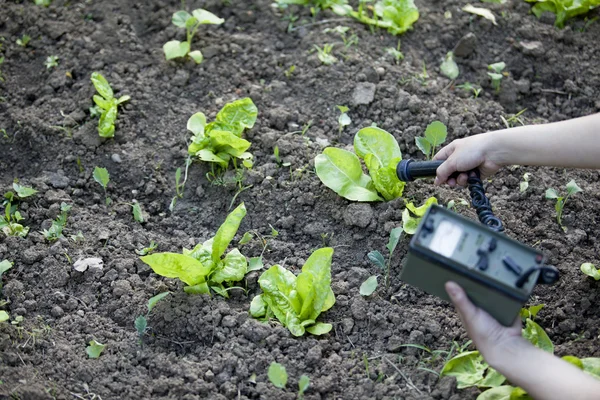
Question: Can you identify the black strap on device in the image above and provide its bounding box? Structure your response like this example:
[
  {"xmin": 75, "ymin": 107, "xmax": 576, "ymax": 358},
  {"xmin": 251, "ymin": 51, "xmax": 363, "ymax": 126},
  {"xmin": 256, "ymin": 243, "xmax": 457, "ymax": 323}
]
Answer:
[
  {"xmin": 397, "ymin": 159, "xmax": 504, "ymax": 232},
  {"xmin": 396, "ymin": 159, "xmax": 559, "ymax": 286}
]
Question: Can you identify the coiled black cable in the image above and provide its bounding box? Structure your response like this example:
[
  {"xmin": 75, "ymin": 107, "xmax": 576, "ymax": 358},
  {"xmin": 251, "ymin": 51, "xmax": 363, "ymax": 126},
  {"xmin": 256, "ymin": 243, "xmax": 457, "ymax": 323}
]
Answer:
[{"xmin": 466, "ymin": 171, "xmax": 504, "ymax": 232}]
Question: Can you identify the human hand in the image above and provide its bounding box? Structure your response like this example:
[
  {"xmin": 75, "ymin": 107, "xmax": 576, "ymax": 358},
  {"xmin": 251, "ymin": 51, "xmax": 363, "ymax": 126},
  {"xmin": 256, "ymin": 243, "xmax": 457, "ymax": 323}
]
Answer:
[
  {"xmin": 433, "ymin": 134, "xmax": 503, "ymax": 187},
  {"xmin": 444, "ymin": 281, "xmax": 524, "ymax": 365}
]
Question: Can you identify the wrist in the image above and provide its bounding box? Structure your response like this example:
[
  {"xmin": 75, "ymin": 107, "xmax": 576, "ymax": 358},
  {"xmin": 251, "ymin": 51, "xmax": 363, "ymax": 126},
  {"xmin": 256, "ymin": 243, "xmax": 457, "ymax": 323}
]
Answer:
[{"xmin": 482, "ymin": 336, "xmax": 531, "ymax": 371}]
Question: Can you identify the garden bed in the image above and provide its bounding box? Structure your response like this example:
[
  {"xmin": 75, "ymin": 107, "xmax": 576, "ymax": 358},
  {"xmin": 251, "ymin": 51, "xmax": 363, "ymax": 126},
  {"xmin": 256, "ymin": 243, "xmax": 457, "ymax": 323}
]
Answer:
[{"xmin": 1, "ymin": 0, "xmax": 600, "ymax": 399}]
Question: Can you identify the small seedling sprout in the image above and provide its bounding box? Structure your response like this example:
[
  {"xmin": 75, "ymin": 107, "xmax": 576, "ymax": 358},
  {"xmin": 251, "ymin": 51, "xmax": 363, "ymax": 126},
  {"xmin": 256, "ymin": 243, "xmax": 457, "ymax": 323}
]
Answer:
[
  {"xmin": 42, "ymin": 202, "xmax": 72, "ymax": 242},
  {"xmin": 440, "ymin": 51, "xmax": 459, "ymax": 80},
  {"xmin": 268, "ymin": 362, "xmax": 288, "ymax": 389},
  {"xmin": 45, "ymin": 55, "xmax": 59, "ymax": 69},
  {"xmin": 90, "ymin": 72, "xmax": 130, "ymax": 138},
  {"xmin": 362, "ymin": 227, "xmax": 403, "ymax": 295},
  {"xmin": 92, "ymin": 166, "xmax": 111, "ymax": 205},
  {"xmin": 163, "ymin": 9, "xmax": 224, "ymax": 63},
  {"xmin": 545, "ymin": 179, "xmax": 583, "ymax": 231},
  {"xmin": 415, "ymin": 121, "xmax": 448, "ymax": 160},
  {"xmin": 313, "ymin": 44, "xmax": 337, "ymax": 65},
  {"xmin": 456, "ymin": 82, "xmax": 482, "ymax": 98},
  {"xmin": 135, "ymin": 241, "xmax": 158, "ymax": 256},
  {"xmin": 487, "ymin": 62, "xmax": 506, "ymax": 92},
  {"xmin": 169, "ymin": 157, "xmax": 192, "ymax": 212},
  {"xmin": 386, "ymin": 40, "xmax": 404, "ymax": 64},
  {"xmin": 337, "ymin": 105, "xmax": 351, "ymax": 135},
  {"xmin": 16, "ymin": 35, "xmax": 30, "ymax": 47},
  {"xmin": 520, "ymin": 173, "xmax": 531, "ymax": 193},
  {"xmin": 135, "ymin": 292, "xmax": 170, "ymax": 346}
]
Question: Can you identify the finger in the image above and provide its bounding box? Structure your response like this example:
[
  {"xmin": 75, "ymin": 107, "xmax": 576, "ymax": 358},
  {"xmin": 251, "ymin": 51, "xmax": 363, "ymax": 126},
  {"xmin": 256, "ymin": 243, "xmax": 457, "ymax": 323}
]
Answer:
[
  {"xmin": 433, "ymin": 142, "xmax": 456, "ymax": 161},
  {"xmin": 447, "ymin": 178, "xmax": 457, "ymax": 187},
  {"xmin": 436, "ymin": 157, "xmax": 458, "ymax": 185},
  {"xmin": 445, "ymin": 281, "xmax": 478, "ymax": 324},
  {"xmin": 456, "ymin": 173, "xmax": 469, "ymax": 187}
]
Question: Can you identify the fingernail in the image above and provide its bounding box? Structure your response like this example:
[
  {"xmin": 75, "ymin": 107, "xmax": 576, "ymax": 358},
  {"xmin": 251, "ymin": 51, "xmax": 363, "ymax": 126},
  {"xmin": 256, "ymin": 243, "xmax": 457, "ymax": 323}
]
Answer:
[
  {"xmin": 434, "ymin": 177, "xmax": 439, "ymax": 185},
  {"xmin": 446, "ymin": 282, "xmax": 459, "ymax": 297}
]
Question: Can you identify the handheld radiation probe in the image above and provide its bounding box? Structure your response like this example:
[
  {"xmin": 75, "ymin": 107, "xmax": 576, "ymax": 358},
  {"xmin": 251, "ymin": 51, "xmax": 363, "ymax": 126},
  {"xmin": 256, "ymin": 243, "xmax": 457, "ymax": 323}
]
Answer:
[{"xmin": 396, "ymin": 159, "xmax": 559, "ymax": 326}]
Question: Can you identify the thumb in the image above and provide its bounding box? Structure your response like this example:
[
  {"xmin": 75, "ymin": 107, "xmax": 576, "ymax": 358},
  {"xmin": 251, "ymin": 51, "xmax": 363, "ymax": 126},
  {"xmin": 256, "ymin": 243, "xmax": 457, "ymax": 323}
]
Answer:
[{"xmin": 445, "ymin": 281, "xmax": 478, "ymax": 324}]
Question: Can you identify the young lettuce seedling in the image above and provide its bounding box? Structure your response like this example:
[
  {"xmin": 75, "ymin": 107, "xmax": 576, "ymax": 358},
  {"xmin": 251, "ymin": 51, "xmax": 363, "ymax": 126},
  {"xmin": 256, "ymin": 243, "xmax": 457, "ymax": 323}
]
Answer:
[
  {"xmin": 90, "ymin": 72, "xmax": 130, "ymax": 138},
  {"xmin": 251, "ymin": 247, "xmax": 336, "ymax": 337},
  {"xmin": 440, "ymin": 51, "xmax": 459, "ymax": 80},
  {"xmin": 42, "ymin": 202, "xmax": 72, "ymax": 242},
  {"xmin": 135, "ymin": 241, "xmax": 158, "ymax": 256},
  {"xmin": 268, "ymin": 362, "xmax": 288, "ymax": 389},
  {"xmin": 86, "ymin": 340, "xmax": 106, "ymax": 359},
  {"xmin": 1, "ymin": 202, "xmax": 29, "ymax": 238},
  {"xmin": 415, "ymin": 121, "xmax": 448, "ymax": 160},
  {"xmin": 315, "ymin": 126, "xmax": 405, "ymax": 202},
  {"xmin": 35, "ymin": 0, "xmax": 52, "ymax": 6},
  {"xmin": 141, "ymin": 203, "xmax": 249, "ymax": 297},
  {"xmin": 163, "ymin": 9, "xmax": 224, "ymax": 64},
  {"xmin": 337, "ymin": 105, "xmax": 351, "ymax": 135},
  {"xmin": 386, "ymin": 40, "xmax": 404, "ymax": 64},
  {"xmin": 456, "ymin": 82, "xmax": 482, "ymax": 98},
  {"xmin": 45, "ymin": 55, "xmax": 59, "ymax": 69},
  {"xmin": 402, "ymin": 197, "xmax": 438, "ymax": 234},
  {"xmin": 298, "ymin": 375, "xmax": 310, "ymax": 399},
  {"xmin": 581, "ymin": 263, "xmax": 600, "ymax": 280},
  {"xmin": 313, "ymin": 44, "xmax": 337, "ymax": 65},
  {"xmin": 93, "ymin": 166, "xmax": 111, "ymax": 205},
  {"xmin": 361, "ymin": 226, "xmax": 403, "ymax": 295},
  {"xmin": 16, "ymin": 35, "xmax": 30, "ymax": 47},
  {"xmin": 187, "ymin": 98, "xmax": 257, "ymax": 178},
  {"xmin": 169, "ymin": 157, "xmax": 192, "ymax": 212},
  {"xmin": 134, "ymin": 292, "xmax": 170, "ymax": 346},
  {"xmin": 545, "ymin": 179, "xmax": 582, "ymax": 231},
  {"xmin": 487, "ymin": 62, "xmax": 506, "ymax": 93}
]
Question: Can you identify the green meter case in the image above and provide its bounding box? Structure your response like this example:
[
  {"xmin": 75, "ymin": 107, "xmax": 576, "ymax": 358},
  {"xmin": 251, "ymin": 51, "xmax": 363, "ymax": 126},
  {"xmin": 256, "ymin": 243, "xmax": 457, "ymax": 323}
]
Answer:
[{"xmin": 401, "ymin": 205, "xmax": 550, "ymax": 326}]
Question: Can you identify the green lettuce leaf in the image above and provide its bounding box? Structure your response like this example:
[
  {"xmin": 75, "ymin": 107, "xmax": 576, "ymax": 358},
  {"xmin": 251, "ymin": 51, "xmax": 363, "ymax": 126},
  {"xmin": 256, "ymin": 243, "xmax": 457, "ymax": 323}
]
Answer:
[
  {"xmin": 522, "ymin": 318, "xmax": 554, "ymax": 353},
  {"xmin": 163, "ymin": 40, "xmax": 190, "ymax": 60},
  {"xmin": 258, "ymin": 265, "xmax": 299, "ymax": 328},
  {"xmin": 210, "ymin": 248, "xmax": 247, "ymax": 283},
  {"xmin": 208, "ymin": 130, "xmax": 252, "ymax": 157},
  {"xmin": 141, "ymin": 253, "xmax": 210, "ymax": 286},
  {"xmin": 250, "ymin": 294, "xmax": 267, "ymax": 317},
  {"xmin": 98, "ymin": 104, "xmax": 117, "ymax": 138},
  {"xmin": 211, "ymin": 203, "xmax": 246, "ymax": 262},
  {"xmin": 315, "ymin": 147, "xmax": 382, "ymax": 202},
  {"xmin": 374, "ymin": 0, "xmax": 420, "ymax": 35},
  {"xmin": 403, "ymin": 197, "xmax": 438, "ymax": 234},
  {"xmin": 297, "ymin": 247, "xmax": 334, "ymax": 320},
  {"xmin": 525, "ymin": 0, "xmax": 600, "ymax": 28},
  {"xmin": 441, "ymin": 351, "xmax": 506, "ymax": 389},
  {"xmin": 353, "ymin": 126, "xmax": 402, "ymax": 167},
  {"xmin": 212, "ymin": 97, "xmax": 258, "ymax": 136},
  {"xmin": 91, "ymin": 72, "xmax": 114, "ymax": 100}
]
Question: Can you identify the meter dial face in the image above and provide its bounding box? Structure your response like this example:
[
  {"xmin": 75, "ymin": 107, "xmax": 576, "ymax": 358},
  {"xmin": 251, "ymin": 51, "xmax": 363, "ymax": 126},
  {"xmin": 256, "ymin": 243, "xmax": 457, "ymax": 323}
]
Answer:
[{"xmin": 428, "ymin": 219, "xmax": 463, "ymax": 258}]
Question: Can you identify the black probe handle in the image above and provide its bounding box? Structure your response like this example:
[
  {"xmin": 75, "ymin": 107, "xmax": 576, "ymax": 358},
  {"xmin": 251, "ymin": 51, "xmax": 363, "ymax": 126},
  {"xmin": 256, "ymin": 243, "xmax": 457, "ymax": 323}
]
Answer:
[{"xmin": 397, "ymin": 159, "xmax": 445, "ymax": 182}]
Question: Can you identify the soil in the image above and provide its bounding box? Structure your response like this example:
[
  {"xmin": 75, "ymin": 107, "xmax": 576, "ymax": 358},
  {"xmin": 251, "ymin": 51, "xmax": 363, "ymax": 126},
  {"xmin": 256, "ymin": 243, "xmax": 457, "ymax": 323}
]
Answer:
[{"xmin": 1, "ymin": 0, "xmax": 600, "ymax": 399}]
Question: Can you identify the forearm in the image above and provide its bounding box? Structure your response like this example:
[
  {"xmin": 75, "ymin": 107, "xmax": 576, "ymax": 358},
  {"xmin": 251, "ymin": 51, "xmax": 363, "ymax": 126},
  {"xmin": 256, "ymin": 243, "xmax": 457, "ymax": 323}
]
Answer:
[
  {"xmin": 487, "ymin": 338, "xmax": 600, "ymax": 400},
  {"xmin": 488, "ymin": 113, "xmax": 600, "ymax": 169}
]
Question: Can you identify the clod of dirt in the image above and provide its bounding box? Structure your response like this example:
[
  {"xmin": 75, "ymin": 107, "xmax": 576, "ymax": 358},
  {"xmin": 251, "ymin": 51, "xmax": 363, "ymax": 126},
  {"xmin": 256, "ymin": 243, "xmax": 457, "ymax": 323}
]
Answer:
[
  {"xmin": 352, "ymin": 82, "xmax": 377, "ymax": 106},
  {"xmin": 453, "ymin": 32, "xmax": 477, "ymax": 58},
  {"xmin": 343, "ymin": 203, "xmax": 374, "ymax": 228},
  {"xmin": 519, "ymin": 40, "xmax": 545, "ymax": 57},
  {"xmin": 73, "ymin": 257, "xmax": 104, "ymax": 272}
]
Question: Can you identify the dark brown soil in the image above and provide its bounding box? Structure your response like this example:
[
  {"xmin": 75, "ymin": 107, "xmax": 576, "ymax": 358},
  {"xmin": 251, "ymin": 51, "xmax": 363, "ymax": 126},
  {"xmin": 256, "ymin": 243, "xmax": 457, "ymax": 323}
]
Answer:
[{"xmin": 1, "ymin": 0, "xmax": 600, "ymax": 399}]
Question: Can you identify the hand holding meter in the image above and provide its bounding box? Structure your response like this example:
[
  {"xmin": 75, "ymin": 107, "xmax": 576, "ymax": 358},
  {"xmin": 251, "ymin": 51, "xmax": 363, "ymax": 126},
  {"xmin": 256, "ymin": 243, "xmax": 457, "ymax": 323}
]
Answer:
[{"xmin": 396, "ymin": 160, "xmax": 559, "ymax": 326}]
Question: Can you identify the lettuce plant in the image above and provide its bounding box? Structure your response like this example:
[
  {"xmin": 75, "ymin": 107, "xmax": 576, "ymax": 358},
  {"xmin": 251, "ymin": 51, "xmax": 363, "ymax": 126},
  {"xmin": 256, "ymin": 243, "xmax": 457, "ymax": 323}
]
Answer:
[
  {"xmin": 187, "ymin": 98, "xmax": 257, "ymax": 173},
  {"xmin": 487, "ymin": 62, "xmax": 506, "ymax": 93},
  {"xmin": 250, "ymin": 247, "xmax": 336, "ymax": 336},
  {"xmin": 525, "ymin": 0, "xmax": 600, "ymax": 28},
  {"xmin": 581, "ymin": 263, "xmax": 600, "ymax": 280},
  {"xmin": 141, "ymin": 203, "xmax": 248, "ymax": 297},
  {"xmin": 402, "ymin": 197, "xmax": 438, "ymax": 234},
  {"xmin": 315, "ymin": 127, "xmax": 405, "ymax": 202},
  {"xmin": 91, "ymin": 72, "xmax": 130, "ymax": 138},
  {"xmin": 164, "ymin": 9, "xmax": 224, "ymax": 64}
]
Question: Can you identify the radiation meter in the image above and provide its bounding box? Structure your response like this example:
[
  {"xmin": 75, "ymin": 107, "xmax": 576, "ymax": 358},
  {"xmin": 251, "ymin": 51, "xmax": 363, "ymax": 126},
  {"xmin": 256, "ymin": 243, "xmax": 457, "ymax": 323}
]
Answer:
[{"xmin": 396, "ymin": 159, "xmax": 559, "ymax": 326}]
